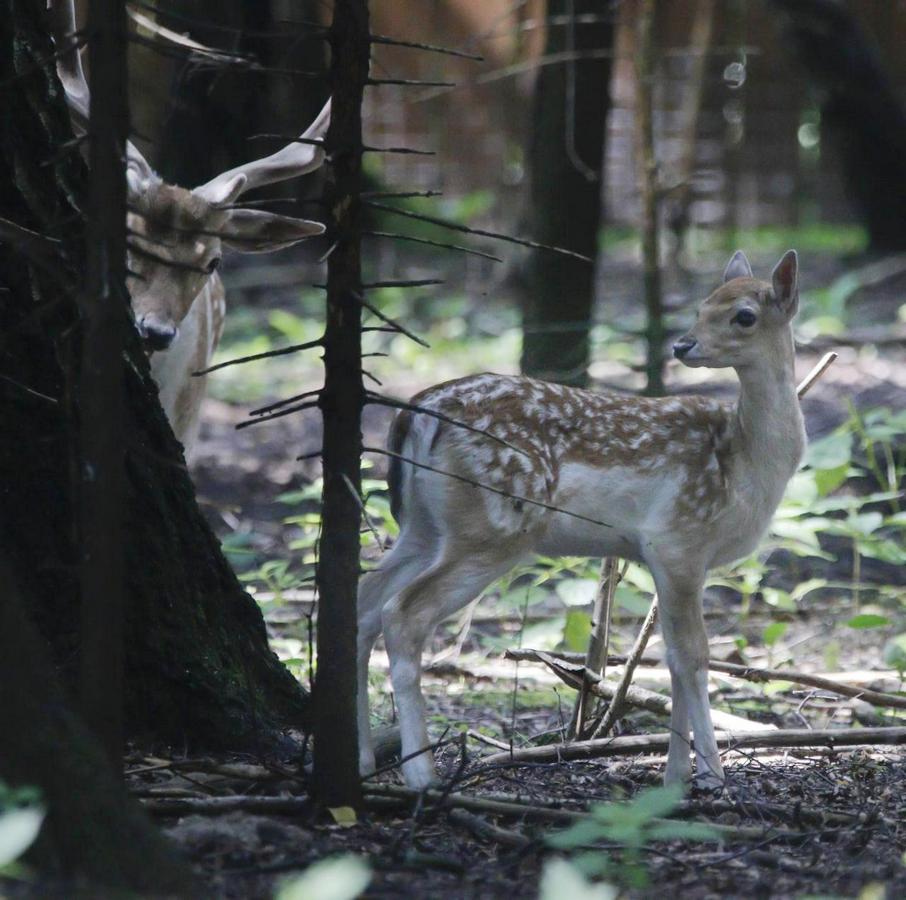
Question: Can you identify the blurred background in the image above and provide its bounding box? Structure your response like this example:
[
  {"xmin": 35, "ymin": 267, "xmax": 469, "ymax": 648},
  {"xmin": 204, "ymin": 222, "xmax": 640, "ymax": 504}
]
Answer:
[{"xmin": 111, "ymin": 2, "xmax": 904, "ymax": 688}]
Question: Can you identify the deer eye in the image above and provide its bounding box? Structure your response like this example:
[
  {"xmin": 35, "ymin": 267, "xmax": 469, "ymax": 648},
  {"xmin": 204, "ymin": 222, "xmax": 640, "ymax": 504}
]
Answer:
[
  {"xmin": 206, "ymin": 256, "xmax": 221, "ymax": 274},
  {"xmin": 732, "ymin": 309, "xmax": 757, "ymax": 327}
]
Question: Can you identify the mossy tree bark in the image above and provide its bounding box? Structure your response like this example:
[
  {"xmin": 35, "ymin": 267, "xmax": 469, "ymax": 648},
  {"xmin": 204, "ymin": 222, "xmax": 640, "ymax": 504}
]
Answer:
[
  {"xmin": 0, "ymin": 0, "xmax": 307, "ymax": 756},
  {"xmin": 520, "ymin": 0, "xmax": 615, "ymax": 387}
]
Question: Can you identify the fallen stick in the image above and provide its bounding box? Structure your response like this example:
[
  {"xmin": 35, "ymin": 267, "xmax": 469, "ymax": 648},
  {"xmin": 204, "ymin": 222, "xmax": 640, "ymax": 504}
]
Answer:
[
  {"xmin": 361, "ymin": 783, "xmax": 795, "ymax": 842},
  {"xmin": 512, "ymin": 648, "xmax": 770, "ymax": 732},
  {"xmin": 506, "ymin": 648, "xmax": 906, "ymax": 712},
  {"xmin": 447, "ymin": 808, "xmax": 531, "ymax": 848},
  {"xmin": 479, "ymin": 726, "xmax": 906, "ymax": 768},
  {"xmin": 589, "ymin": 597, "xmax": 658, "ymax": 738}
]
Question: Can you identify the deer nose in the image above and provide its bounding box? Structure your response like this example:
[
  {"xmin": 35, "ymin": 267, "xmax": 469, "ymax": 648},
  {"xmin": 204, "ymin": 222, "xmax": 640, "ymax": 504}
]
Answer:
[
  {"xmin": 672, "ymin": 338, "xmax": 697, "ymax": 360},
  {"xmin": 138, "ymin": 318, "xmax": 178, "ymax": 352}
]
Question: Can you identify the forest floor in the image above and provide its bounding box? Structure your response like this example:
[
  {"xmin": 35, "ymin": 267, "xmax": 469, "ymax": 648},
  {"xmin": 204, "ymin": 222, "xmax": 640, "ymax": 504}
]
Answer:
[{"xmin": 160, "ymin": 243, "xmax": 906, "ymax": 898}]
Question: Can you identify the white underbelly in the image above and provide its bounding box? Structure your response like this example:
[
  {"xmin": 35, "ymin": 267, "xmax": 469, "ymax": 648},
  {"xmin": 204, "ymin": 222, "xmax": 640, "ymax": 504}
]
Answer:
[{"xmin": 533, "ymin": 463, "xmax": 682, "ymax": 561}]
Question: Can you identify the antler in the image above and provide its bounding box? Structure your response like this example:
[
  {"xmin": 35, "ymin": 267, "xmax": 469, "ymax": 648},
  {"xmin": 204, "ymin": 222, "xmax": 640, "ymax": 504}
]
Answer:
[
  {"xmin": 193, "ymin": 98, "xmax": 332, "ymax": 206},
  {"xmin": 47, "ymin": 0, "xmax": 156, "ymax": 186}
]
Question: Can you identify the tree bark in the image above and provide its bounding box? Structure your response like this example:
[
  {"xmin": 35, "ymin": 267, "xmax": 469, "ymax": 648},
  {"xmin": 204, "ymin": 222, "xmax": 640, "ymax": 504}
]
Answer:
[
  {"xmin": 313, "ymin": 0, "xmax": 368, "ymax": 812},
  {"xmin": 520, "ymin": 0, "xmax": 614, "ymax": 387},
  {"xmin": 0, "ymin": 557, "xmax": 194, "ymax": 892},
  {"xmin": 0, "ymin": 0, "xmax": 307, "ymax": 756},
  {"xmin": 771, "ymin": 0, "xmax": 906, "ymax": 252}
]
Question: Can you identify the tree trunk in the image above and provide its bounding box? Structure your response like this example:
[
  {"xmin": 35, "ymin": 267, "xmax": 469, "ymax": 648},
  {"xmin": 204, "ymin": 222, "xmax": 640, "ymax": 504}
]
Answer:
[
  {"xmin": 771, "ymin": 0, "xmax": 906, "ymax": 252},
  {"xmin": 520, "ymin": 0, "xmax": 614, "ymax": 387},
  {"xmin": 313, "ymin": 0, "xmax": 368, "ymax": 811},
  {"xmin": 0, "ymin": 557, "xmax": 194, "ymax": 892},
  {"xmin": 0, "ymin": 0, "xmax": 307, "ymax": 755}
]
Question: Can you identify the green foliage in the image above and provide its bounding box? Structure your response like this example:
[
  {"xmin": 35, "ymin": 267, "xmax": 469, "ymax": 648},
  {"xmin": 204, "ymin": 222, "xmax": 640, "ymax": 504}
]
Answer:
[
  {"xmin": 0, "ymin": 782, "xmax": 44, "ymax": 878},
  {"xmin": 545, "ymin": 785, "xmax": 719, "ymax": 889},
  {"xmin": 275, "ymin": 855, "xmax": 371, "ymax": 900}
]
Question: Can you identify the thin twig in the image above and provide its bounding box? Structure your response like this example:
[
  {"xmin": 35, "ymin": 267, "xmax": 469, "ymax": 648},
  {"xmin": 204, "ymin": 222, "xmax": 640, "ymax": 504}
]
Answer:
[
  {"xmin": 479, "ymin": 726, "xmax": 906, "ymax": 768},
  {"xmin": 354, "ymin": 293, "xmax": 430, "ymax": 348},
  {"xmin": 590, "ymin": 596, "xmax": 659, "ymax": 738},
  {"xmin": 236, "ymin": 400, "xmax": 319, "ymax": 429},
  {"xmin": 365, "ymin": 392, "xmax": 534, "ymax": 459},
  {"xmin": 369, "ymin": 33, "xmax": 483, "ymax": 61},
  {"xmin": 508, "ymin": 649, "xmax": 906, "ymax": 712},
  {"xmin": 367, "ymin": 201, "xmax": 593, "ymax": 262},
  {"xmin": 193, "ymin": 338, "xmax": 323, "ymax": 376},
  {"xmin": 363, "ymin": 446, "xmax": 613, "ymax": 531},
  {"xmin": 364, "ymin": 230, "xmax": 503, "ymax": 262},
  {"xmin": 341, "ymin": 474, "xmax": 385, "ymax": 554},
  {"xmin": 796, "ymin": 352, "xmax": 838, "ymax": 398}
]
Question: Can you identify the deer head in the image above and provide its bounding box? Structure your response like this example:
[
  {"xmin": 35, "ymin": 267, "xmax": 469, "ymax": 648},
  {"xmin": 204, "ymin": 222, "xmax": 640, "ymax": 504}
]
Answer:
[
  {"xmin": 48, "ymin": 0, "xmax": 329, "ymax": 352},
  {"xmin": 672, "ymin": 250, "xmax": 799, "ymax": 369}
]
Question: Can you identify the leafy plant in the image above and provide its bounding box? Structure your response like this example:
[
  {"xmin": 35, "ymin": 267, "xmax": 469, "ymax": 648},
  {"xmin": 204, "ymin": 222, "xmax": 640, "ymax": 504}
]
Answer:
[
  {"xmin": 545, "ymin": 785, "xmax": 719, "ymax": 889},
  {"xmin": 275, "ymin": 855, "xmax": 370, "ymax": 900},
  {"xmin": 0, "ymin": 782, "xmax": 45, "ymax": 879}
]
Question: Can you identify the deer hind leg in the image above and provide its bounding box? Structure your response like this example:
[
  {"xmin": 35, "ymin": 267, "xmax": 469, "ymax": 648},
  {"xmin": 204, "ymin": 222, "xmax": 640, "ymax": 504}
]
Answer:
[
  {"xmin": 382, "ymin": 545, "xmax": 518, "ymax": 790},
  {"xmin": 357, "ymin": 524, "xmax": 441, "ymax": 777},
  {"xmin": 649, "ymin": 561, "xmax": 724, "ymax": 790}
]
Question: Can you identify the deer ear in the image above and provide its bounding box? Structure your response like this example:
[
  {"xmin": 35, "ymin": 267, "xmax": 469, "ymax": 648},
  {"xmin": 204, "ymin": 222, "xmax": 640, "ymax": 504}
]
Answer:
[
  {"xmin": 221, "ymin": 209, "xmax": 325, "ymax": 252},
  {"xmin": 770, "ymin": 249, "xmax": 799, "ymax": 319},
  {"xmin": 723, "ymin": 250, "xmax": 753, "ymax": 282}
]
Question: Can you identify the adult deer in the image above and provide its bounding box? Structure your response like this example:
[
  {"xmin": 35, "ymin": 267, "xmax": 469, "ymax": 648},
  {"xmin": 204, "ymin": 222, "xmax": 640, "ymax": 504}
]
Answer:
[
  {"xmin": 358, "ymin": 250, "xmax": 806, "ymax": 790},
  {"xmin": 49, "ymin": 0, "xmax": 330, "ymax": 450}
]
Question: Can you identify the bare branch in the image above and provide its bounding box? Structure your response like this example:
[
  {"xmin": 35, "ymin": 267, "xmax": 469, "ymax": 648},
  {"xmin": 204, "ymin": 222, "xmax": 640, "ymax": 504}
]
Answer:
[
  {"xmin": 363, "ymin": 446, "xmax": 613, "ymax": 530},
  {"xmin": 365, "ymin": 231, "xmax": 502, "ymax": 262},
  {"xmin": 367, "ymin": 201, "xmax": 594, "ymax": 262},
  {"xmin": 249, "ymin": 389, "xmax": 322, "ymax": 417},
  {"xmin": 193, "ymin": 338, "xmax": 323, "ymax": 377},
  {"xmin": 369, "ymin": 33, "xmax": 483, "ymax": 61},
  {"xmin": 354, "ymin": 292, "xmax": 430, "ymax": 348},
  {"xmin": 236, "ymin": 400, "xmax": 319, "ymax": 429}
]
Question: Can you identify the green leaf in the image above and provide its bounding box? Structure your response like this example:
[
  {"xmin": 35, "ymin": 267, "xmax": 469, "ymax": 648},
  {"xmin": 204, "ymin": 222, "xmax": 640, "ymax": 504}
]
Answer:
[
  {"xmin": 564, "ymin": 609, "xmax": 593, "ymax": 652},
  {"xmin": 846, "ymin": 614, "xmax": 891, "ymax": 630},
  {"xmin": 546, "ymin": 819, "xmax": 608, "ymax": 850},
  {"xmin": 539, "ymin": 859, "xmax": 617, "ymax": 900},
  {"xmin": 623, "ymin": 784, "xmax": 684, "ymax": 820},
  {"xmin": 804, "ymin": 433, "xmax": 852, "ymax": 470},
  {"xmin": 762, "ymin": 622, "xmax": 788, "ymax": 646},
  {"xmin": 276, "ymin": 856, "xmax": 371, "ymax": 900},
  {"xmin": 882, "ymin": 634, "xmax": 906, "ymax": 674},
  {"xmin": 556, "ymin": 579, "xmax": 598, "ymax": 607},
  {"xmin": 814, "ymin": 463, "xmax": 850, "ymax": 496},
  {"xmin": 0, "ymin": 807, "xmax": 45, "ymax": 868}
]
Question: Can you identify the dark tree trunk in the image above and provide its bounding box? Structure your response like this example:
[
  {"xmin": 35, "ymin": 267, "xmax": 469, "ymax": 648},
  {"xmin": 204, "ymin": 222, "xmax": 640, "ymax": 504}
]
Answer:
[
  {"xmin": 0, "ymin": 557, "xmax": 194, "ymax": 892},
  {"xmin": 771, "ymin": 0, "xmax": 906, "ymax": 252},
  {"xmin": 520, "ymin": 0, "xmax": 614, "ymax": 386},
  {"xmin": 0, "ymin": 0, "xmax": 307, "ymax": 756},
  {"xmin": 313, "ymin": 0, "xmax": 368, "ymax": 811}
]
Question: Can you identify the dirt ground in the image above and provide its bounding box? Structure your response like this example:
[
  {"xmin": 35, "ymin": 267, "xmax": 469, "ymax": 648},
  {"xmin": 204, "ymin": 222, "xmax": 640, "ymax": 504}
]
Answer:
[{"xmin": 168, "ymin": 248, "xmax": 906, "ymax": 898}]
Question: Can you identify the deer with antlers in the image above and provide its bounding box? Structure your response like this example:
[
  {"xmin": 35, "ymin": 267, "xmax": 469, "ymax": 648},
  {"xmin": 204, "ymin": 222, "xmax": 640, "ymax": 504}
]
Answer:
[
  {"xmin": 358, "ymin": 250, "xmax": 806, "ymax": 790},
  {"xmin": 49, "ymin": 1, "xmax": 330, "ymax": 450}
]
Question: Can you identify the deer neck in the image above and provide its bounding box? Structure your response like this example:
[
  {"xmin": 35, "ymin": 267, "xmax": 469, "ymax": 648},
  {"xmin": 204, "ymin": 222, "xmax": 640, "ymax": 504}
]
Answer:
[{"xmin": 730, "ymin": 328, "xmax": 804, "ymax": 475}]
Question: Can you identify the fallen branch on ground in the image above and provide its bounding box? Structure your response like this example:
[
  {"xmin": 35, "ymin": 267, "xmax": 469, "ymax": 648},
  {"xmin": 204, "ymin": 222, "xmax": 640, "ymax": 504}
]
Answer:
[
  {"xmin": 479, "ymin": 726, "xmax": 906, "ymax": 768},
  {"xmin": 506, "ymin": 648, "xmax": 906, "ymax": 712},
  {"xmin": 510, "ymin": 648, "xmax": 771, "ymax": 733}
]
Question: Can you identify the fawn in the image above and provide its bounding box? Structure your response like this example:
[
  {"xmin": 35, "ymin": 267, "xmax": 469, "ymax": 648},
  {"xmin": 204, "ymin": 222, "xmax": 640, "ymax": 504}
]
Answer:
[{"xmin": 357, "ymin": 250, "xmax": 806, "ymax": 790}]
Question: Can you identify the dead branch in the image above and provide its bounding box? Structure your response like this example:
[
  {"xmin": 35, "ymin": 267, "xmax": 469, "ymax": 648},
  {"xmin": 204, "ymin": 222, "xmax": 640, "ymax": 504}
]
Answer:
[
  {"xmin": 796, "ymin": 351, "xmax": 838, "ymax": 398},
  {"xmin": 367, "ymin": 201, "xmax": 594, "ymax": 262},
  {"xmin": 447, "ymin": 809, "xmax": 531, "ymax": 848},
  {"xmin": 369, "ymin": 33, "xmax": 483, "ymax": 61},
  {"xmin": 590, "ymin": 595, "xmax": 659, "ymax": 738},
  {"xmin": 193, "ymin": 338, "xmax": 323, "ymax": 376},
  {"xmin": 511, "ymin": 649, "xmax": 906, "ymax": 712},
  {"xmin": 364, "ymin": 230, "xmax": 503, "ymax": 262},
  {"xmin": 514, "ymin": 648, "xmax": 768, "ymax": 733},
  {"xmin": 354, "ymin": 293, "xmax": 430, "ymax": 347},
  {"xmin": 479, "ymin": 726, "xmax": 906, "ymax": 768},
  {"xmin": 363, "ymin": 446, "xmax": 613, "ymax": 531}
]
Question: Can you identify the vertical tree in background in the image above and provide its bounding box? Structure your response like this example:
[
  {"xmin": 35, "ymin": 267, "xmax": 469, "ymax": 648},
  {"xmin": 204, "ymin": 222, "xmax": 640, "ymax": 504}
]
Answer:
[
  {"xmin": 521, "ymin": 0, "xmax": 615, "ymax": 386},
  {"xmin": 313, "ymin": 0, "xmax": 368, "ymax": 811}
]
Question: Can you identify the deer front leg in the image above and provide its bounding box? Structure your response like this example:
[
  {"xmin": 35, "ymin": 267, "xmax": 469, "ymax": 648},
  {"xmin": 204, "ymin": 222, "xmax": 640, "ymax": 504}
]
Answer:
[{"xmin": 650, "ymin": 563, "xmax": 724, "ymax": 790}]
